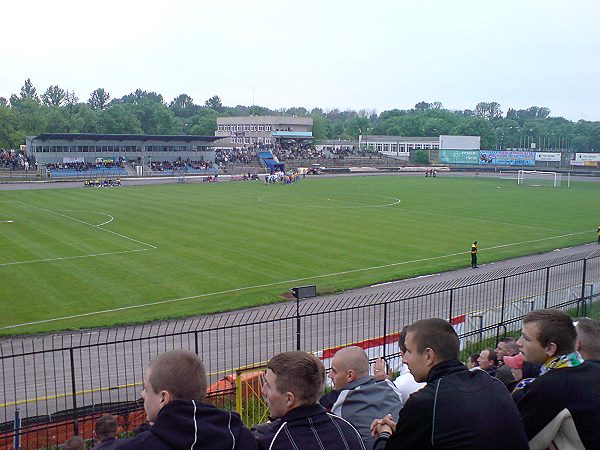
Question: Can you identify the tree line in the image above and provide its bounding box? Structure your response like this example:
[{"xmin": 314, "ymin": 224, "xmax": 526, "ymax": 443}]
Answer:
[{"xmin": 1, "ymin": 79, "xmax": 599, "ymax": 152}]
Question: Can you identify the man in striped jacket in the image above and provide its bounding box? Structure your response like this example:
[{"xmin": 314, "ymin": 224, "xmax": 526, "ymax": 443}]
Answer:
[{"xmin": 251, "ymin": 351, "xmax": 366, "ymax": 450}]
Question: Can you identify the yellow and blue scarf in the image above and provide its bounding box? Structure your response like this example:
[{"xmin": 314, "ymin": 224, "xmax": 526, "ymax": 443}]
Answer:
[{"xmin": 540, "ymin": 352, "xmax": 584, "ymax": 376}]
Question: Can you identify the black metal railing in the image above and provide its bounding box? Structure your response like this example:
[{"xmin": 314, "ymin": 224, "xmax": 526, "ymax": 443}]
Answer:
[{"xmin": 1, "ymin": 251, "xmax": 599, "ymax": 448}]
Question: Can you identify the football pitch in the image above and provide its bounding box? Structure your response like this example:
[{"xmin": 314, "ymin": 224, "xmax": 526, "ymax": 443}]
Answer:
[{"xmin": 1, "ymin": 175, "xmax": 598, "ymax": 336}]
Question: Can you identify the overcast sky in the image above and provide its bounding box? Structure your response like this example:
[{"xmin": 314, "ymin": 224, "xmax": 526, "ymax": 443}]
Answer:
[{"xmin": 2, "ymin": 0, "xmax": 599, "ymax": 121}]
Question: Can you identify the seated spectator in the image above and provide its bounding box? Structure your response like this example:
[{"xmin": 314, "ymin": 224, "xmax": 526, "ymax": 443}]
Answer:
[
  {"xmin": 494, "ymin": 337, "xmax": 521, "ymax": 390},
  {"xmin": 371, "ymin": 318, "xmax": 528, "ymax": 450},
  {"xmin": 374, "ymin": 326, "xmax": 426, "ymax": 403},
  {"xmin": 575, "ymin": 317, "xmax": 600, "ymax": 361},
  {"xmin": 92, "ymin": 414, "xmax": 119, "ymax": 449},
  {"xmin": 516, "ymin": 309, "xmax": 600, "ymax": 449},
  {"xmin": 63, "ymin": 435, "xmax": 85, "ymax": 450},
  {"xmin": 503, "ymin": 353, "xmax": 540, "ymax": 403},
  {"xmin": 117, "ymin": 350, "xmax": 256, "ymax": 450},
  {"xmin": 466, "ymin": 353, "xmax": 479, "ymax": 369},
  {"xmin": 477, "ymin": 347, "xmax": 498, "ymax": 375},
  {"xmin": 251, "ymin": 351, "xmax": 365, "ymax": 450},
  {"xmin": 326, "ymin": 346, "xmax": 402, "ymax": 448}
]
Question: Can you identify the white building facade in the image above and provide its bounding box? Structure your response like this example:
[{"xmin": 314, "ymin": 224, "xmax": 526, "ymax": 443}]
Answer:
[{"xmin": 215, "ymin": 116, "xmax": 313, "ymax": 148}]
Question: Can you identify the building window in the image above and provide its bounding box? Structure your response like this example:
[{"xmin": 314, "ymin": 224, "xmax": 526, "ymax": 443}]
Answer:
[
  {"xmin": 230, "ymin": 137, "xmax": 235, "ymax": 144},
  {"xmin": 265, "ymin": 125, "xmax": 272, "ymax": 131},
  {"xmin": 223, "ymin": 125, "xmax": 229, "ymax": 131},
  {"xmin": 244, "ymin": 125, "xmax": 250, "ymax": 131},
  {"xmin": 237, "ymin": 125, "xmax": 243, "ymax": 131},
  {"xmin": 258, "ymin": 125, "xmax": 264, "ymax": 131},
  {"xmin": 218, "ymin": 125, "xmax": 224, "ymax": 131},
  {"xmin": 251, "ymin": 125, "xmax": 257, "ymax": 131},
  {"xmin": 265, "ymin": 138, "xmax": 271, "ymax": 144}
]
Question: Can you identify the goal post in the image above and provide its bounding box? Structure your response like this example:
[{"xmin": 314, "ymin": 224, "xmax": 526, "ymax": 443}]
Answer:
[{"xmin": 517, "ymin": 170, "xmax": 563, "ymax": 188}]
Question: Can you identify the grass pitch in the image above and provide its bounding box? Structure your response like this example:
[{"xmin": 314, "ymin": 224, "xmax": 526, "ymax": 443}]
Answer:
[{"xmin": 1, "ymin": 175, "xmax": 598, "ymax": 335}]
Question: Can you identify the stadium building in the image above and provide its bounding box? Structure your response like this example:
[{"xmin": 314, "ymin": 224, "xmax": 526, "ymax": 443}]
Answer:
[
  {"xmin": 359, "ymin": 134, "xmax": 480, "ymax": 160},
  {"xmin": 215, "ymin": 116, "xmax": 313, "ymax": 148},
  {"xmin": 26, "ymin": 133, "xmax": 222, "ymax": 167}
]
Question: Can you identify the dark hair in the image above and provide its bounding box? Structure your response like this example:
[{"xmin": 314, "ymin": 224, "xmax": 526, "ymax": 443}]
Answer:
[
  {"xmin": 95, "ymin": 414, "xmax": 118, "ymax": 442},
  {"xmin": 469, "ymin": 353, "xmax": 479, "ymax": 365},
  {"xmin": 148, "ymin": 350, "xmax": 207, "ymax": 402},
  {"xmin": 398, "ymin": 326, "xmax": 410, "ymax": 353},
  {"xmin": 523, "ymin": 309, "xmax": 576, "ymax": 356},
  {"xmin": 62, "ymin": 435, "xmax": 85, "ymax": 450},
  {"xmin": 407, "ymin": 318, "xmax": 459, "ymax": 362},
  {"xmin": 268, "ymin": 351, "xmax": 325, "ymax": 405}
]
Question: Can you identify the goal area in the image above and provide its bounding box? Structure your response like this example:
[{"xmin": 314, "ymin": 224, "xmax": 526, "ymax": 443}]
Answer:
[{"xmin": 517, "ymin": 170, "xmax": 568, "ymax": 188}]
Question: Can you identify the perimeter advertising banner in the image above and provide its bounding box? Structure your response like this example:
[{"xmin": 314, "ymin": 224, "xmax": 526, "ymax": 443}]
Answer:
[
  {"xmin": 535, "ymin": 152, "xmax": 561, "ymax": 162},
  {"xmin": 439, "ymin": 150, "xmax": 480, "ymax": 164},
  {"xmin": 478, "ymin": 151, "xmax": 535, "ymax": 166}
]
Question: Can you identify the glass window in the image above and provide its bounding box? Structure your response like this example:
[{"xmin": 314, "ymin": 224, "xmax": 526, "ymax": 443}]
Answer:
[
  {"xmin": 244, "ymin": 125, "xmax": 250, "ymax": 131},
  {"xmin": 237, "ymin": 125, "xmax": 243, "ymax": 131}
]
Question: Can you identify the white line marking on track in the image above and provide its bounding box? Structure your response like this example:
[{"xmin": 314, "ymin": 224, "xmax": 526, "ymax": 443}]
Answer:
[
  {"xmin": 2, "ymin": 229, "xmax": 593, "ymax": 330},
  {"xmin": 0, "ymin": 220, "xmax": 14, "ymax": 223}
]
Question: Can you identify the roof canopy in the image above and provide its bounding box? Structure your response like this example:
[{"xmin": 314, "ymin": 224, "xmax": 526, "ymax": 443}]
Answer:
[{"xmin": 32, "ymin": 133, "xmax": 221, "ymax": 143}]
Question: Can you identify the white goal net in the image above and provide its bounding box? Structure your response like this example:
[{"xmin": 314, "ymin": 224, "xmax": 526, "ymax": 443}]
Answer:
[{"xmin": 517, "ymin": 170, "xmax": 564, "ymax": 187}]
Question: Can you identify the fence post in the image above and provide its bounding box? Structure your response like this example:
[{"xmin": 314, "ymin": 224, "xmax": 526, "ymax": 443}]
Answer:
[
  {"xmin": 296, "ymin": 296, "xmax": 301, "ymax": 351},
  {"xmin": 69, "ymin": 349, "xmax": 79, "ymax": 436},
  {"xmin": 448, "ymin": 288, "xmax": 454, "ymax": 323},
  {"xmin": 194, "ymin": 330, "xmax": 199, "ymax": 355},
  {"xmin": 497, "ymin": 277, "xmax": 507, "ymax": 341},
  {"xmin": 544, "ymin": 267, "xmax": 550, "ymax": 308},
  {"xmin": 13, "ymin": 408, "xmax": 20, "ymax": 450},
  {"xmin": 382, "ymin": 302, "xmax": 388, "ymax": 361},
  {"xmin": 581, "ymin": 258, "xmax": 587, "ymax": 301}
]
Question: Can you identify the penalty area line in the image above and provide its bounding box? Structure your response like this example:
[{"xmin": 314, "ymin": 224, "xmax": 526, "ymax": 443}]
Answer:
[
  {"xmin": 1, "ymin": 229, "xmax": 592, "ymax": 330},
  {"xmin": 0, "ymin": 248, "xmax": 149, "ymax": 267}
]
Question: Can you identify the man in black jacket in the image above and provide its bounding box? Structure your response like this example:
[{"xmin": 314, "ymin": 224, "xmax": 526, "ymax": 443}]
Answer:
[
  {"xmin": 251, "ymin": 351, "xmax": 365, "ymax": 450},
  {"xmin": 371, "ymin": 318, "xmax": 528, "ymax": 450},
  {"xmin": 116, "ymin": 350, "xmax": 256, "ymax": 450}
]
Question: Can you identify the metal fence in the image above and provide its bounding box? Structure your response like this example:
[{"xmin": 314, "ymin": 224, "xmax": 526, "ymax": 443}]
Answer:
[{"xmin": 1, "ymin": 251, "xmax": 599, "ymax": 449}]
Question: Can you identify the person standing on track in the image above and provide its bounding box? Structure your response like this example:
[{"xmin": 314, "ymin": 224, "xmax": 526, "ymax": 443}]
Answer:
[{"xmin": 471, "ymin": 241, "xmax": 478, "ymax": 268}]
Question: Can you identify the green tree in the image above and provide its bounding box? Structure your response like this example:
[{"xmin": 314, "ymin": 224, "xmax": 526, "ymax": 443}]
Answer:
[
  {"xmin": 414, "ymin": 150, "xmax": 430, "ymax": 165},
  {"xmin": 205, "ymin": 95, "xmax": 223, "ymax": 111},
  {"xmin": 41, "ymin": 85, "xmax": 67, "ymax": 106},
  {"xmin": 88, "ymin": 88, "xmax": 111, "ymax": 110}
]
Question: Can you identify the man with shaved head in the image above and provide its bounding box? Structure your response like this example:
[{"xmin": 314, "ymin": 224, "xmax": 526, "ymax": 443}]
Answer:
[{"xmin": 327, "ymin": 346, "xmax": 403, "ymax": 449}]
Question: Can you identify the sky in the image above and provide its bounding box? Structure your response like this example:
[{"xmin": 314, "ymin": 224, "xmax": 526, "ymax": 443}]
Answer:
[{"xmin": 2, "ymin": 0, "xmax": 599, "ymax": 121}]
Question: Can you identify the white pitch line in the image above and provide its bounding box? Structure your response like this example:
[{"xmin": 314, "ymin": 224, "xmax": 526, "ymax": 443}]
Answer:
[
  {"xmin": 258, "ymin": 196, "xmax": 401, "ymax": 209},
  {"xmin": 0, "ymin": 220, "xmax": 14, "ymax": 223},
  {"xmin": 2, "ymin": 229, "xmax": 593, "ymax": 330},
  {"xmin": 62, "ymin": 210, "xmax": 114, "ymax": 227},
  {"xmin": 15, "ymin": 201, "xmax": 156, "ymax": 249},
  {"xmin": 0, "ymin": 248, "xmax": 149, "ymax": 267}
]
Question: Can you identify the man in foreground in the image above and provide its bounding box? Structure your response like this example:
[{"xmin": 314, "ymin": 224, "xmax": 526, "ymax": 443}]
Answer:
[
  {"xmin": 117, "ymin": 350, "xmax": 256, "ymax": 450},
  {"xmin": 371, "ymin": 318, "xmax": 528, "ymax": 449},
  {"xmin": 252, "ymin": 351, "xmax": 365, "ymax": 450},
  {"xmin": 516, "ymin": 309, "xmax": 600, "ymax": 449}
]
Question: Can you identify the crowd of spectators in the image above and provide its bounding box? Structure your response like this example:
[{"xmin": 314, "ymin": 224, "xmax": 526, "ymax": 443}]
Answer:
[
  {"xmin": 150, "ymin": 159, "xmax": 213, "ymax": 172},
  {"xmin": 1, "ymin": 150, "xmax": 35, "ymax": 170},
  {"xmin": 61, "ymin": 311, "xmax": 600, "ymax": 449},
  {"xmin": 272, "ymin": 144, "xmax": 324, "ymax": 161},
  {"xmin": 215, "ymin": 148, "xmax": 255, "ymax": 166},
  {"xmin": 46, "ymin": 160, "xmax": 125, "ymax": 171}
]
